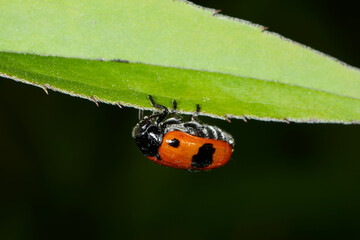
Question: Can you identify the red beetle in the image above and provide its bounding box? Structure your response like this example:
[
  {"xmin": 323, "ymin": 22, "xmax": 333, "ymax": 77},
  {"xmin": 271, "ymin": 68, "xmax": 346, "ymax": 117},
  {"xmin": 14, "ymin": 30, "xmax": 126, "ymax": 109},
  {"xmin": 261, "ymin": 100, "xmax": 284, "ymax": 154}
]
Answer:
[{"xmin": 132, "ymin": 96, "xmax": 234, "ymax": 170}]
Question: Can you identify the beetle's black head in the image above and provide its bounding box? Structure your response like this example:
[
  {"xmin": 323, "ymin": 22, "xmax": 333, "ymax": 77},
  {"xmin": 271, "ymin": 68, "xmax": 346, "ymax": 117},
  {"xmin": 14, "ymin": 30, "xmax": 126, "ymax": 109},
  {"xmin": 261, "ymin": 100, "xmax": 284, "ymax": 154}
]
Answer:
[{"xmin": 132, "ymin": 119, "xmax": 164, "ymax": 157}]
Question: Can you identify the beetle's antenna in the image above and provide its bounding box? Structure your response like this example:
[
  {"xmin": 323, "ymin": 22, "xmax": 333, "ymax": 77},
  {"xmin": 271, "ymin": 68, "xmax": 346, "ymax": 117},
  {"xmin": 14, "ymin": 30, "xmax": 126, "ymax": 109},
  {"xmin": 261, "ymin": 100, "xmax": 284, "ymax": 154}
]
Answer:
[{"xmin": 148, "ymin": 95, "xmax": 169, "ymax": 123}]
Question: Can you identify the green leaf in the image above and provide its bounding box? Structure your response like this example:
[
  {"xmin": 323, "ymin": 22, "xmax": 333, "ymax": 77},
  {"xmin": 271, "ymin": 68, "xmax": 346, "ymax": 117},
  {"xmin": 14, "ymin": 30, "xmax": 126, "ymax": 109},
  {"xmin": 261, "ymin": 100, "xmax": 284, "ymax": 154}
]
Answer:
[
  {"xmin": 1, "ymin": 0, "xmax": 360, "ymax": 123},
  {"xmin": 2, "ymin": 52, "xmax": 360, "ymax": 123}
]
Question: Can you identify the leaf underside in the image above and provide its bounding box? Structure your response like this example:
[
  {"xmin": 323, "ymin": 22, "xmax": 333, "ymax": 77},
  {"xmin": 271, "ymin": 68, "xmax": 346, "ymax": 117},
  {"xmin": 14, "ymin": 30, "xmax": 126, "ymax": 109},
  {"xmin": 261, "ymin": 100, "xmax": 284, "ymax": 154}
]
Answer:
[
  {"xmin": 1, "ymin": 52, "xmax": 360, "ymax": 123},
  {"xmin": 0, "ymin": 0, "xmax": 360, "ymax": 123}
]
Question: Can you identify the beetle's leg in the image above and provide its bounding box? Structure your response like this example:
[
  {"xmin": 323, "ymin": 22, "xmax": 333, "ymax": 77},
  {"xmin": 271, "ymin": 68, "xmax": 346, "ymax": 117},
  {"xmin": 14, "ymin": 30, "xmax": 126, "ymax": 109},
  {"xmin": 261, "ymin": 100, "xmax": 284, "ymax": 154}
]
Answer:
[
  {"xmin": 142, "ymin": 111, "xmax": 169, "ymax": 125},
  {"xmin": 171, "ymin": 100, "xmax": 183, "ymax": 120},
  {"xmin": 148, "ymin": 95, "xmax": 169, "ymax": 123},
  {"xmin": 191, "ymin": 104, "xmax": 201, "ymax": 122},
  {"xmin": 138, "ymin": 109, "xmax": 144, "ymax": 120},
  {"xmin": 172, "ymin": 99, "xmax": 177, "ymax": 111},
  {"xmin": 142, "ymin": 113, "xmax": 163, "ymax": 126}
]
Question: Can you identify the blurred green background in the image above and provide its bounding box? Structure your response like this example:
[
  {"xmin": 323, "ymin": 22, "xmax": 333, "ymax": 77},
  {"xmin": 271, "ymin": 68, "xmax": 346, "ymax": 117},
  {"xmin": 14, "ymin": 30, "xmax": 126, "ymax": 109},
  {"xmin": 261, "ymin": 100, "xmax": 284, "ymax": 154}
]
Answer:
[{"xmin": 1, "ymin": 0, "xmax": 359, "ymax": 239}]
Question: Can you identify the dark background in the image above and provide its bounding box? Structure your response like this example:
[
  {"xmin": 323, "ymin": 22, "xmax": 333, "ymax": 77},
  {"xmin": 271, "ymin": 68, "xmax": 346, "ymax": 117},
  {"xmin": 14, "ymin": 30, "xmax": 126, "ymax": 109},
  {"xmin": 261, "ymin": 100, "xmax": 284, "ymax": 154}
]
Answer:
[{"xmin": 1, "ymin": 0, "xmax": 359, "ymax": 239}]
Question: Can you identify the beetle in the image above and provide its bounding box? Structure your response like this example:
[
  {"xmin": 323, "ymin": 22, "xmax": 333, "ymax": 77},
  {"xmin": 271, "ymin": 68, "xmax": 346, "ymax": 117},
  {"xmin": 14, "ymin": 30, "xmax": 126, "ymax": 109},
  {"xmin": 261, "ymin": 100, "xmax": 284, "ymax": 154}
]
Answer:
[{"xmin": 132, "ymin": 95, "xmax": 234, "ymax": 170}]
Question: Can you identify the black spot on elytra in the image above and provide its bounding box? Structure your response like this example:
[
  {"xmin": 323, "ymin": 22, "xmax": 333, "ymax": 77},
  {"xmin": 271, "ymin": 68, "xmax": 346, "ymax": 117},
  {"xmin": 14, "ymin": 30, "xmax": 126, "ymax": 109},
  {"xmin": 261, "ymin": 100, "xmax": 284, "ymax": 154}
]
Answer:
[
  {"xmin": 191, "ymin": 143, "xmax": 215, "ymax": 168},
  {"xmin": 169, "ymin": 138, "xmax": 180, "ymax": 148}
]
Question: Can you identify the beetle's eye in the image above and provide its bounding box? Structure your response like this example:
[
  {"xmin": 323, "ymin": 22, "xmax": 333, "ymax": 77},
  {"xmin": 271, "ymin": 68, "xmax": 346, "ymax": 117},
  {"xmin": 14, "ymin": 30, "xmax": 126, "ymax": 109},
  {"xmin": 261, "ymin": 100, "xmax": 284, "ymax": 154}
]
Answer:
[{"xmin": 168, "ymin": 138, "xmax": 180, "ymax": 148}]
